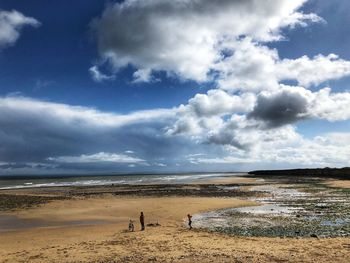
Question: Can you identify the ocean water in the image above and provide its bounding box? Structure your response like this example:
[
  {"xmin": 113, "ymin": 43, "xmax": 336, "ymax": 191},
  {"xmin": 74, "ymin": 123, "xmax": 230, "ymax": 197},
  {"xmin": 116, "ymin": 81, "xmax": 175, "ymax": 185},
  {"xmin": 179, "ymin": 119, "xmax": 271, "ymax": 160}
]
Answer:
[{"xmin": 0, "ymin": 173, "xmax": 244, "ymax": 190}]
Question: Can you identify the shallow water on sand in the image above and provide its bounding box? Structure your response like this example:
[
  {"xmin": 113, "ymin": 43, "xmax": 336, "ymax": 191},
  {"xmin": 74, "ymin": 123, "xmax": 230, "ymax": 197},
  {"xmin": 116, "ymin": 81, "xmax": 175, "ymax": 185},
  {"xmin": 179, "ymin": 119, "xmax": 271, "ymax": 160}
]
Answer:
[{"xmin": 194, "ymin": 183, "xmax": 350, "ymax": 237}]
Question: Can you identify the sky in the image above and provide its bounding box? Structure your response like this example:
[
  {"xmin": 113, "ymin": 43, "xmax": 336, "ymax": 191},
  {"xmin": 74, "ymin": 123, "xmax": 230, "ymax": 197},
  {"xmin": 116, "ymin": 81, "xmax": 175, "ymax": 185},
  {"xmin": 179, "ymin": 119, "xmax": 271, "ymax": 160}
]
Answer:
[{"xmin": 1, "ymin": 0, "xmax": 350, "ymax": 175}]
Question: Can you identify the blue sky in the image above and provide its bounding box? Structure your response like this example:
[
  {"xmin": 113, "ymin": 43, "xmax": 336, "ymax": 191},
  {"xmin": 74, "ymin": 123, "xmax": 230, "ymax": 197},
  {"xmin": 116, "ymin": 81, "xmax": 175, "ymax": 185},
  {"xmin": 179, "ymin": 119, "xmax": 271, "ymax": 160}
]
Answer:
[
  {"xmin": 1, "ymin": 0, "xmax": 350, "ymax": 175},
  {"xmin": 0, "ymin": 0, "xmax": 205, "ymax": 112}
]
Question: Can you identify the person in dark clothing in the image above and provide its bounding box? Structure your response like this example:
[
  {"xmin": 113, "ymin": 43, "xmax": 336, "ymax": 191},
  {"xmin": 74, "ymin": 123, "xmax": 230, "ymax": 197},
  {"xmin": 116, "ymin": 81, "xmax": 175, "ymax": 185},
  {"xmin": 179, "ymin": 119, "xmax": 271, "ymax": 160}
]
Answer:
[
  {"xmin": 140, "ymin": 211, "xmax": 145, "ymax": 231},
  {"xmin": 187, "ymin": 214, "xmax": 192, "ymax": 229}
]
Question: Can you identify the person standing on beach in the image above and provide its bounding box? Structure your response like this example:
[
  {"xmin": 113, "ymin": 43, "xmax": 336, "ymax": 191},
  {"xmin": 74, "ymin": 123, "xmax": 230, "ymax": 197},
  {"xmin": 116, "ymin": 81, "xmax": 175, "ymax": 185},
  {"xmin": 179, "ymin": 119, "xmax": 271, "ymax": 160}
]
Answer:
[
  {"xmin": 140, "ymin": 211, "xmax": 145, "ymax": 231},
  {"xmin": 187, "ymin": 214, "xmax": 192, "ymax": 229}
]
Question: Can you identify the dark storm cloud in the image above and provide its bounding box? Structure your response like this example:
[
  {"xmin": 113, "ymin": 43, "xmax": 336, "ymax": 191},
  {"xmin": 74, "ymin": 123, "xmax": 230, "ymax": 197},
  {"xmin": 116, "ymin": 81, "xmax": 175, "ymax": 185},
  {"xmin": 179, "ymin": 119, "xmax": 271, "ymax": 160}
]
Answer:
[
  {"xmin": 248, "ymin": 89, "xmax": 309, "ymax": 128},
  {"xmin": 207, "ymin": 131, "xmax": 248, "ymax": 150}
]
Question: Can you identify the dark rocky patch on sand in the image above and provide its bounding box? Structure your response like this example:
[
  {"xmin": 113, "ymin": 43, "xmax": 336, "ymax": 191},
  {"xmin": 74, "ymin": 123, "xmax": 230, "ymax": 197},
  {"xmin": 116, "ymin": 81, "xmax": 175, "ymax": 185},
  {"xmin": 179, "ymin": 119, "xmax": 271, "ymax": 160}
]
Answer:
[
  {"xmin": 195, "ymin": 176, "xmax": 350, "ymax": 238},
  {"xmin": 0, "ymin": 194, "xmax": 66, "ymax": 211}
]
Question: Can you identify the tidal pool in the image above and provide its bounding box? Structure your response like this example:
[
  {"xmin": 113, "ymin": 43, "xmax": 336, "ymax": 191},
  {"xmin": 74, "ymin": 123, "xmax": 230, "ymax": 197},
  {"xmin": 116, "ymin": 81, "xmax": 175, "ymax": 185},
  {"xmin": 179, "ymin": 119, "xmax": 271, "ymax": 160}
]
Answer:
[{"xmin": 193, "ymin": 182, "xmax": 350, "ymax": 237}]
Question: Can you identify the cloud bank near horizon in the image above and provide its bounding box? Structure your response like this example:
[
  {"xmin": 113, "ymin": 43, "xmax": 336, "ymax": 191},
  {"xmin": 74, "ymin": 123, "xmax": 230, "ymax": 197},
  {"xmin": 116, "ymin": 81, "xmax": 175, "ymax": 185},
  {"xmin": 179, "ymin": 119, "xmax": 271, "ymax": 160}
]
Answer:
[{"xmin": 1, "ymin": 85, "xmax": 350, "ymax": 174}]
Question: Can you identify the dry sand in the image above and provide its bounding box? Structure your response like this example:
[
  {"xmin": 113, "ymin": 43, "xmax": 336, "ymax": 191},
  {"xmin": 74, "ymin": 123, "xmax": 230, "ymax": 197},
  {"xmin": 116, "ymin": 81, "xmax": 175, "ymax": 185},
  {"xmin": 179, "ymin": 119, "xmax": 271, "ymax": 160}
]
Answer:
[
  {"xmin": 3, "ymin": 196, "xmax": 255, "ymax": 225},
  {"xmin": 325, "ymin": 179, "xmax": 350, "ymax": 189}
]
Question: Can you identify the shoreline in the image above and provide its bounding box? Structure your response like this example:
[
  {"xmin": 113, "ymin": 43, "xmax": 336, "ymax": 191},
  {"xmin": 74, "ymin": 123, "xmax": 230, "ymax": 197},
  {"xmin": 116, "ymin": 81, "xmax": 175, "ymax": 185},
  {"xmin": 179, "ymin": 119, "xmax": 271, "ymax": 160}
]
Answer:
[
  {"xmin": 0, "ymin": 175, "xmax": 349, "ymax": 262},
  {"xmin": 0, "ymin": 172, "xmax": 249, "ymax": 191}
]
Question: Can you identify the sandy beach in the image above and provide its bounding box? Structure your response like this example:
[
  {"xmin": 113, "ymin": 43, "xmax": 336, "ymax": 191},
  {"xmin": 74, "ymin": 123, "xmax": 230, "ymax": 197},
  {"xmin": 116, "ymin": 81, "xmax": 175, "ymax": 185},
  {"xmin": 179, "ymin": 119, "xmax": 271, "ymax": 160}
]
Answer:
[
  {"xmin": 2, "ymin": 0, "xmax": 350, "ymax": 262},
  {"xmin": 324, "ymin": 179, "xmax": 350, "ymax": 189},
  {"xmin": 0, "ymin": 175, "xmax": 349, "ymax": 263}
]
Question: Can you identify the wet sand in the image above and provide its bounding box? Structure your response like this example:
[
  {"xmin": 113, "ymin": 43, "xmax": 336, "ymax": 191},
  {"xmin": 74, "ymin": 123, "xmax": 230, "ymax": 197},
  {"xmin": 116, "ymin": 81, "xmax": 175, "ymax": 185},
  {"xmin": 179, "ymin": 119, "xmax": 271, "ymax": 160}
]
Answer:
[
  {"xmin": 0, "ymin": 176, "xmax": 349, "ymax": 262},
  {"xmin": 192, "ymin": 176, "xmax": 260, "ymax": 185}
]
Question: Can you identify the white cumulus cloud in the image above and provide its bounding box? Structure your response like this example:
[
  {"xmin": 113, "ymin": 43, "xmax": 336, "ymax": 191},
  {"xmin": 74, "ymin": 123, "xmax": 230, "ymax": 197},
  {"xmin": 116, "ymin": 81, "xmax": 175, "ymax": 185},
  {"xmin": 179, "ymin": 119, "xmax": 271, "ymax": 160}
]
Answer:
[
  {"xmin": 89, "ymin": 65, "xmax": 115, "ymax": 82},
  {"xmin": 91, "ymin": 0, "xmax": 321, "ymax": 82},
  {"xmin": 0, "ymin": 10, "xmax": 40, "ymax": 49},
  {"xmin": 277, "ymin": 54, "xmax": 350, "ymax": 87},
  {"xmin": 216, "ymin": 40, "xmax": 350, "ymax": 92}
]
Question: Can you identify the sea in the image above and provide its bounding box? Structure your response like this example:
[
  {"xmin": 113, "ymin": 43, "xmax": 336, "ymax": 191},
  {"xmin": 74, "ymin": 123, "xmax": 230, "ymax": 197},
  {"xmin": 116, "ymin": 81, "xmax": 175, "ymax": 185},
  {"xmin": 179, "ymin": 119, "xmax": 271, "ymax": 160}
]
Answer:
[{"xmin": 0, "ymin": 172, "xmax": 245, "ymax": 190}]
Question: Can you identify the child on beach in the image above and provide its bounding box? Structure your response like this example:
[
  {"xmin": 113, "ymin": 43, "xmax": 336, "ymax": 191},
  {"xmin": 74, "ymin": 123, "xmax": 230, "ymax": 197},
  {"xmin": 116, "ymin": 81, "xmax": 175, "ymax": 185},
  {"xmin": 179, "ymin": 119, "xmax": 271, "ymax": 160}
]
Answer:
[
  {"xmin": 128, "ymin": 219, "xmax": 134, "ymax": 232},
  {"xmin": 187, "ymin": 214, "xmax": 192, "ymax": 229}
]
